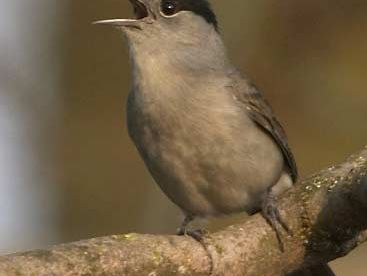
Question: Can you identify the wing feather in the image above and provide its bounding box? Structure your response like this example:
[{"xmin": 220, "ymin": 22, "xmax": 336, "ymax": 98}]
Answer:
[{"xmin": 230, "ymin": 74, "xmax": 298, "ymax": 182}]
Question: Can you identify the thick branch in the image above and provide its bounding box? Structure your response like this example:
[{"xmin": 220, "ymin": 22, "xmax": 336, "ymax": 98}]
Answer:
[{"xmin": 0, "ymin": 147, "xmax": 367, "ymax": 276}]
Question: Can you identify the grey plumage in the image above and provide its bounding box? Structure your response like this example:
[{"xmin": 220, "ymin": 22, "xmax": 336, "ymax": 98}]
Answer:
[
  {"xmin": 121, "ymin": 0, "xmax": 293, "ymax": 218},
  {"xmin": 95, "ymin": 1, "xmax": 333, "ymax": 274}
]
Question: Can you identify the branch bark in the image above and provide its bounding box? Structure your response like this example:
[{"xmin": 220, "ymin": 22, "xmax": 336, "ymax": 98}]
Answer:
[{"xmin": 1, "ymin": 147, "xmax": 367, "ymax": 276}]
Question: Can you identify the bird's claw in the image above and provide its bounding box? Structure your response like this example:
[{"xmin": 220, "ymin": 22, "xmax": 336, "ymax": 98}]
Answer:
[
  {"xmin": 177, "ymin": 228, "xmax": 208, "ymax": 241},
  {"xmin": 262, "ymin": 193, "xmax": 292, "ymax": 251}
]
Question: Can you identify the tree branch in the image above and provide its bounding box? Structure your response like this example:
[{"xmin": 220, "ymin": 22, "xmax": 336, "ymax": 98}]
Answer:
[{"xmin": 1, "ymin": 147, "xmax": 367, "ymax": 276}]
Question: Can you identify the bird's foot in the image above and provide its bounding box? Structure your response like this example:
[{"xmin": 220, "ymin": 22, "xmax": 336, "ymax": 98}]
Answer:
[
  {"xmin": 262, "ymin": 192, "xmax": 292, "ymax": 251},
  {"xmin": 177, "ymin": 215, "xmax": 208, "ymax": 241},
  {"xmin": 177, "ymin": 228, "xmax": 208, "ymax": 241}
]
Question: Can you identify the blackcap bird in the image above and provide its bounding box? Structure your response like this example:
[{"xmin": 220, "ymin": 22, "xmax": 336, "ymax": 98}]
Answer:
[{"xmin": 95, "ymin": 3, "xmax": 333, "ymax": 274}]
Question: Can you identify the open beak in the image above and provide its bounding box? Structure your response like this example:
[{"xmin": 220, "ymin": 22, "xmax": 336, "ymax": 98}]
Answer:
[
  {"xmin": 93, "ymin": 0, "xmax": 149, "ymax": 28},
  {"xmin": 93, "ymin": 19, "xmax": 140, "ymax": 28}
]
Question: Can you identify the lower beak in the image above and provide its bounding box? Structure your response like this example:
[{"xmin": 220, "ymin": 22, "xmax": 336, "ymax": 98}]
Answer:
[{"xmin": 93, "ymin": 19, "xmax": 140, "ymax": 28}]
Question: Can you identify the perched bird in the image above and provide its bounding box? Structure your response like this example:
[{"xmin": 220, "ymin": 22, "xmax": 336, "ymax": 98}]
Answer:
[{"xmin": 95, "ymin": 0, "xmax": 333, "ymax": 274}]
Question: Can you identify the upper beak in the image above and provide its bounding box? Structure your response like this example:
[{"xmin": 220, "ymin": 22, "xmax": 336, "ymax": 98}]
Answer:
[
  {"xmin": 93, "ymin": 0, "xmax": 149, "ymax": 28},
  {"xmin": 93, "ymin": 19, "xmax": 140, "ymax": 28}
]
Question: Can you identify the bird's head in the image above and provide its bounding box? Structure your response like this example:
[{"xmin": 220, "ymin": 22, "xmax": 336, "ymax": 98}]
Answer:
[
  {"xmin": 95, "ymin": 0, "xmax": 218, "ymax": 34},
  {"xmin": 96, "ymin": 1, "xmax": 220, "ymax": 52},
  {"xmin": 95, "ymin": 0, "xmax": 231, "ymax": 76}
]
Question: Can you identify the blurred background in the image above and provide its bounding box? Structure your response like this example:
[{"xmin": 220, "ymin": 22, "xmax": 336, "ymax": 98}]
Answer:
[{"xmin": 0, "ymin": 0, "xmax": 366, "ymax": 274}]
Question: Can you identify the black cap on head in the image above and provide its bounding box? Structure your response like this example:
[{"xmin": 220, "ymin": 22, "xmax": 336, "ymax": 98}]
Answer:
[{"xmin": 161, "ymin": 0, "xmax": 218, "ymax": 31}]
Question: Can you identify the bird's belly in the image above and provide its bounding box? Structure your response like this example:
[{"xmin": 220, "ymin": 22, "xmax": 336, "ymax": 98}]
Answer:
[{"xmin": 129, "ymin": 106, "xmax": 284, "ymax": 217}]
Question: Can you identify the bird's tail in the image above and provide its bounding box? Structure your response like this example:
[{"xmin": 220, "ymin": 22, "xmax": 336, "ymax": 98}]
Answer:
[{"xmin": 288, "ymin": 264, "xmax": 335, "ymax": 276}]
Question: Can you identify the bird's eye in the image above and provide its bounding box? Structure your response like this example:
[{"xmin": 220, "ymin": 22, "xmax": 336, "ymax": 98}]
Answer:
[{"xmin": 161, "ymin": 0, "xmax": 179, "ymax": 16}]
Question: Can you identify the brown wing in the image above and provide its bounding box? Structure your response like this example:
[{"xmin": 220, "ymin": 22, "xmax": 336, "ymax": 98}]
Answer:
[{"xmin": 231, "ymin": 76, "xmax": 298, "ymax": 182}]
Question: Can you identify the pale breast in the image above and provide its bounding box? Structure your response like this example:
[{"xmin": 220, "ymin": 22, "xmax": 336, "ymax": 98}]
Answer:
[{"xmin": 127, "ymin": 79, "xmax": 284, "ymax": 217}]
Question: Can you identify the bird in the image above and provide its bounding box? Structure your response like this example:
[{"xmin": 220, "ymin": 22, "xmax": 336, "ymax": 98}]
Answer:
[{"xmin": 95, "ymin": 0, "xmax": 333, "ymax": 274}]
